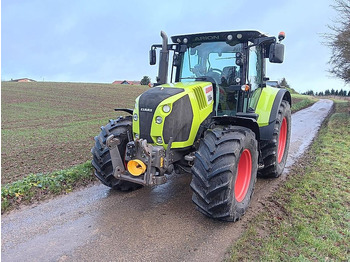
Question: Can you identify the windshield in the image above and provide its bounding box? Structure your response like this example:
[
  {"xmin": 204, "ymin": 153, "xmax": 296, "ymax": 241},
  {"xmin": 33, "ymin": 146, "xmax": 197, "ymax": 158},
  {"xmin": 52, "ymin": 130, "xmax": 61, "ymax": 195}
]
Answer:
[{"xmin": 180, "ymin": 41, "xmax": 243, "ymax": 85}]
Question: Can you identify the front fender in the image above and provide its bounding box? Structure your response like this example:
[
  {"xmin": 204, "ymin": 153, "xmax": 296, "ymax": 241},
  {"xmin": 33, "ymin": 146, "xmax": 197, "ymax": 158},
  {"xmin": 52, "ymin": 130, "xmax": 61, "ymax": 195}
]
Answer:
[
  {"xmin": 256, "ymin": 87, "xmax": 291, "ymax": 140},
  {"xmin": 115, "ymin": 108, "xmax": 134, "ymax": 114},
  {"xmin": 212, "ymin": 116, "xmax": 260, "ymax": 141}
]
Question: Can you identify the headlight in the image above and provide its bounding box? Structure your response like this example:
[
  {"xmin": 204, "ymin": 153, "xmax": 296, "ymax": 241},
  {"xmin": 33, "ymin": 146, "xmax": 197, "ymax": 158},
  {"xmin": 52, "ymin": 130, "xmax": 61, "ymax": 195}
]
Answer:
[
  {"xmin": 162, "ymin": 105, "xmax": 171, "ymax": 113},
  {"xmin": 155, "ymin": 116, "xmax": 163, "ymax": 124},
  {"xmin": 157, "ymin": 137, "xmax": 163, "ymax": 144},
  {"xmin": 133, "ymin": 113, "xmax": 138, "ymax": 121}
]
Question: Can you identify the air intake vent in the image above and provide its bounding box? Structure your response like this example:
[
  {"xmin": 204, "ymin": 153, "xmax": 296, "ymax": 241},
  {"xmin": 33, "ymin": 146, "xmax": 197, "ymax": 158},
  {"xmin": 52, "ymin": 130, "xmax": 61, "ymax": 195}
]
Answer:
[{"xmin": 193, "ymin": 86, "xmax": 207, "ymax": 110}]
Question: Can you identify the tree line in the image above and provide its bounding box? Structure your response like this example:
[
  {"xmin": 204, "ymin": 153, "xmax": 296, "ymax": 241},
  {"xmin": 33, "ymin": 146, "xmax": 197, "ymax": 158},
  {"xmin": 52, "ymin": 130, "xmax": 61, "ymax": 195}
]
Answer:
[{"xmin": 303, "ymin": 89, "xmax": 350, "ymax": 96}]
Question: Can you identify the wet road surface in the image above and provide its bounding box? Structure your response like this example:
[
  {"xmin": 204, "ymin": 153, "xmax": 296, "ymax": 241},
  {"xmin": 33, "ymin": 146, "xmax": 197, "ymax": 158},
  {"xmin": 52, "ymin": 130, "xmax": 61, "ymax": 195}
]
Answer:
[{"xmin": 1, "ymin": 99, "xmax": 334, "ymax": 262}]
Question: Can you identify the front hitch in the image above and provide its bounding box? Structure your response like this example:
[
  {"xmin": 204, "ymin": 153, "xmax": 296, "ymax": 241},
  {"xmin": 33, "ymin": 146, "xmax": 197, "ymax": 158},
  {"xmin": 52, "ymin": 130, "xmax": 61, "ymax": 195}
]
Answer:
[
  {"xmin": 107, "ymin": 135, "xmax": 168, "ymax": 186},
  {"xmin": 106, "ymin": 135, "xmax": 126, "ymax": 175}
]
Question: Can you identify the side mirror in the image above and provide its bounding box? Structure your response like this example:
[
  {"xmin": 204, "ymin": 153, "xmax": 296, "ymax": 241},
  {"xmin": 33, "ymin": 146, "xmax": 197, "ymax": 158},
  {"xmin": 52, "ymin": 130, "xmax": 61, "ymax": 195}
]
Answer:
[
  {"xmin": 269, "ymin": 43, "xmax": 284, "ymax": 63},
  {"xmin": 149, "ymin": 49, "xmax": 156, "ymax": 65}
]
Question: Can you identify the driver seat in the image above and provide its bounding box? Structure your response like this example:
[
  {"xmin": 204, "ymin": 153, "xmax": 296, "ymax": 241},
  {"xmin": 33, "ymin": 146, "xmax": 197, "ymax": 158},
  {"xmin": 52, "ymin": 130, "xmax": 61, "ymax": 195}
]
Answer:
[{"xmin": 221, "ymin": 66, "xmax": 237, "ymax": 86}]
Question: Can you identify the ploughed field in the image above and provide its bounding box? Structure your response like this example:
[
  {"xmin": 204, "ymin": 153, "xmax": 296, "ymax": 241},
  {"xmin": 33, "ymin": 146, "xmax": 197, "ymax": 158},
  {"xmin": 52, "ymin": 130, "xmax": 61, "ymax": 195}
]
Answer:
[{"xmin": 1, "ymin": 82, "xmax": 148, "ymax": 184}]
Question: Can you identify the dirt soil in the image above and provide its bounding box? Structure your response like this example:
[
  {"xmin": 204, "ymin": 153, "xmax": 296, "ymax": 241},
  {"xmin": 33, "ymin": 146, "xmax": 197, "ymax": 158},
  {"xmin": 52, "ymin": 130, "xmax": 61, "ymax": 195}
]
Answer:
[{"xmin": 1, "ymin": 82, "xmax": 147, "ymax": 184}]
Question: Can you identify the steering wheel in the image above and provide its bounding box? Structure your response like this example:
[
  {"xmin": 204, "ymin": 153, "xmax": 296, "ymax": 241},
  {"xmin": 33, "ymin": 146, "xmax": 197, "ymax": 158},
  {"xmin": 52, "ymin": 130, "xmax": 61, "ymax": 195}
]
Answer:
[{"xmin": 209, "ymin": 68, "xmax": 223, "ymax": 74}]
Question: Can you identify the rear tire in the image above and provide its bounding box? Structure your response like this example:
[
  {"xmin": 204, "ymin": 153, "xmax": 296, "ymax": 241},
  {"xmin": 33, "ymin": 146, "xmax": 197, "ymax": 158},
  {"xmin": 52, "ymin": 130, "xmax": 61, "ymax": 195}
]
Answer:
[
  {"xmin": 91, "ymin": 116, "xmax": 142, "ymax": 191},
  {"xmin": 259, "ymin": 100, "xmax": 291, "ymax": 178},
  {"xmin": 190, "ymin": 126, "xmax": 258, "ymax": 222}
]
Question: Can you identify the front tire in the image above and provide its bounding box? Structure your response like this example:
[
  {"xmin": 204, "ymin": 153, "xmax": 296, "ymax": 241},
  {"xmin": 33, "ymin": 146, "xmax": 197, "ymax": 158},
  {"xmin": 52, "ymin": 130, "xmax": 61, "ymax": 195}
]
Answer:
[
  {"xmin": 91, "ymin": 116, "xmax": 142, "ymax": 191},
  {"xmin": 260, "ymin": 100, "xmax": 291, "ymax": 178},
  {"xmin": 190, "ymin": 126, "xmax": 258, "ymax": 222}
]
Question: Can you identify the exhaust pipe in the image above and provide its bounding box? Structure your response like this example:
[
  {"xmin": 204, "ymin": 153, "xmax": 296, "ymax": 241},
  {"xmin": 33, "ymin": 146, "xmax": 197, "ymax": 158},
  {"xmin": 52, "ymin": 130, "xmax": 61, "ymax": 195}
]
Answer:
[{"xmin": 157, "ymin": 31, "xmax": 169, "ymax": 85}]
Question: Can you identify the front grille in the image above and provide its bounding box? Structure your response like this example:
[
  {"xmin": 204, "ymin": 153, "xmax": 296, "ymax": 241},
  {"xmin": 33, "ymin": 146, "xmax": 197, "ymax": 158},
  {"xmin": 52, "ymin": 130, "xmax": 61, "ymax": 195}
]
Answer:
[
  {"xmin": 138, "ymin": 87, "xmax": 184, "ymax": 143},
  {"xmin": 163, "ymin": 95, "xmax": 193, "ymax": 143}
]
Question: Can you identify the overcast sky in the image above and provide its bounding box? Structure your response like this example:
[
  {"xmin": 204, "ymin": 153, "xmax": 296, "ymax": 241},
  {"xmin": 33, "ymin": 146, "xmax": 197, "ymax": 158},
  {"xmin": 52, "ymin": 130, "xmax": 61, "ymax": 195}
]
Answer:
[{"xmin": 2, "ymin": 0, "xmax": 349, "ymax": 93}]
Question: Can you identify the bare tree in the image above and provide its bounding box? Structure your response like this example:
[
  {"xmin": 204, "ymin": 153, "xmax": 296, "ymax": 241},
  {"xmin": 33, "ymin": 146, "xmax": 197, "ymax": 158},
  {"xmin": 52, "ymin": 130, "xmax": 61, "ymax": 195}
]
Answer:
[{"xmin": 326, "ymin": 0, "xmax": 350, "ymax": 83}]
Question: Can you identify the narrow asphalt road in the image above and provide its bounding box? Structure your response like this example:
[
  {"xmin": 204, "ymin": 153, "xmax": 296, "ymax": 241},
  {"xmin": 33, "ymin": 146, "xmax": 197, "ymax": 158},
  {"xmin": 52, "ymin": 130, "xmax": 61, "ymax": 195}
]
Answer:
[{"xmin": 1, "ymin": 99, "xmax": 334, "ymax": 262}]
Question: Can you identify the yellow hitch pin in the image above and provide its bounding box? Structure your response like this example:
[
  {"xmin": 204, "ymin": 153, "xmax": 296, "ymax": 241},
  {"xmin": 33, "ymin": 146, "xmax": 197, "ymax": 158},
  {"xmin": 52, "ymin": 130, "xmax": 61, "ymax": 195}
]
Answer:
[{"xmin": 127, "ymin": 159, "xmax": 146, "ymax": 176}]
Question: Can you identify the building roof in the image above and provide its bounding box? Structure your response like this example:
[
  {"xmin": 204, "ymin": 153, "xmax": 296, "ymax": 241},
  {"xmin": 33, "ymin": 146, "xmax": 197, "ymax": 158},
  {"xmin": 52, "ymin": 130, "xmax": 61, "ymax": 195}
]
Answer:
[
  {"xmin": 112, "ymin": 80, "xmax": 141, "ymax": 85},
  {"xmin": 11, "ymin": 78, "xmax": 36, "ymax": 82}
]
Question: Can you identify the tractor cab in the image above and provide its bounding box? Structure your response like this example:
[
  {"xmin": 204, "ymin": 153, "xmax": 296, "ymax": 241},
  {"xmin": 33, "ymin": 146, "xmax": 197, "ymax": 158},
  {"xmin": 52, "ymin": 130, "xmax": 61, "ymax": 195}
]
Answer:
[{"xmin": 150, "ymin": 30, "xmax": 285, "ymax": 118}]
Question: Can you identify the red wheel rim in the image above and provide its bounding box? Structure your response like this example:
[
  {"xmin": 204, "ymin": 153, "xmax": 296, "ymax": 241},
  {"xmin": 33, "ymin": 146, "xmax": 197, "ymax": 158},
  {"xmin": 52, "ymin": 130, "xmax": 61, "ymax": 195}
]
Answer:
[
  {"xmin": 235, "ymin": 149, "xmax": 252, "ymax": 202},
  {"xmin": 278, "ymin": 117, "xmax": 287, "ymax": 163}
]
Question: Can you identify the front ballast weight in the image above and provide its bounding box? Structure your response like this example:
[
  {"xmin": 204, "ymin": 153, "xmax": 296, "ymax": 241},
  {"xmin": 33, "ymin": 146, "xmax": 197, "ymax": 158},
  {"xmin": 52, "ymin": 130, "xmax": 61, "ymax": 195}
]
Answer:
[{"xmin": 106, "ymin": 134, "xmax": 168, "ymax": 186}]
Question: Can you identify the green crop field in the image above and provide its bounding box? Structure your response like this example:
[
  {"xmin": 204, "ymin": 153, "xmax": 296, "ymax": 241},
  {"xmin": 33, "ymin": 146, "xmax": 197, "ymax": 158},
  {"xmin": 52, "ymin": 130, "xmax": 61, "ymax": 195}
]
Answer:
[{"xmin": 1, "ymin": 81, "xmax": 148, "ymax": 184}]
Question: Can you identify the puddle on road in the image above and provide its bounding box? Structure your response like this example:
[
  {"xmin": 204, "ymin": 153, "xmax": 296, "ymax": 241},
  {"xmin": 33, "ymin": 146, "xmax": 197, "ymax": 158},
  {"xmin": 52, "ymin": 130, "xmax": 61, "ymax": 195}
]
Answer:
[{"xmin": 286, "ymin": 99, "xmax": 333, "ymax": 169}]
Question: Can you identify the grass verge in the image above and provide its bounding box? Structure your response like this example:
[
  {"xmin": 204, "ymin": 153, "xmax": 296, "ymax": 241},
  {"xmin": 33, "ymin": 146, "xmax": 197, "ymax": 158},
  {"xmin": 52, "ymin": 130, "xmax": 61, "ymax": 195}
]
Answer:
[
  {"xmin": 228, "ymin": 100, "xmax": 350, "ymax": 261},
  {"xmin": 291, "ymin": 94, "xmax": 318, "ymax": 113},
  {"xmin": 1, "ymin": 161, "xmax": 95, "ymax": 214}
]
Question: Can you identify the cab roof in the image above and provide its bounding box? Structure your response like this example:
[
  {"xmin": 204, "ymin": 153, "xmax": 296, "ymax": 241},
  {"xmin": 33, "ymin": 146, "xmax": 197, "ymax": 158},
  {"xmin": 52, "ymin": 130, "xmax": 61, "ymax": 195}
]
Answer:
[{"xmin": 171, "ymin": 30, "xmax": 267, "ymax": 45}]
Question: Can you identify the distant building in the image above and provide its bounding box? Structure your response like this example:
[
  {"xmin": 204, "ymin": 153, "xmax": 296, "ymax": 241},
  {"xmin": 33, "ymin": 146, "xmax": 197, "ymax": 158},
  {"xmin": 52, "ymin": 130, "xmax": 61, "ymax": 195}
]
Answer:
[
  {"xmin": 112, "ymin": 80, "xmax": 141, "ymax": 85},
  {"xmin": 11, "ymin": 78, "xmax": 36, "ymax": 82}
]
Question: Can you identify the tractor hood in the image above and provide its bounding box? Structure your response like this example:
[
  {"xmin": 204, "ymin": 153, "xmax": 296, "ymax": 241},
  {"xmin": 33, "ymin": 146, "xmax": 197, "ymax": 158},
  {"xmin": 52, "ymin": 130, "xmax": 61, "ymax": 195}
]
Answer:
[{"xmin": 132, "ymin": 82, "xmax": 214, "ymax": 149}]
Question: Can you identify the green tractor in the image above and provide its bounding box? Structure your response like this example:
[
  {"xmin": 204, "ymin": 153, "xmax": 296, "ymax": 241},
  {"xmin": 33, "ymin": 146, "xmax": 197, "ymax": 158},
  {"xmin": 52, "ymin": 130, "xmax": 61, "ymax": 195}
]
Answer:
[{"xmin": 91, "ymin": 30, "xmax": 291, "ymax": 221}]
